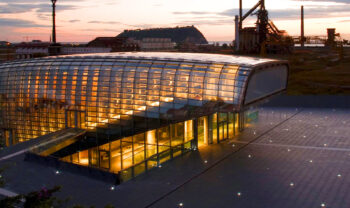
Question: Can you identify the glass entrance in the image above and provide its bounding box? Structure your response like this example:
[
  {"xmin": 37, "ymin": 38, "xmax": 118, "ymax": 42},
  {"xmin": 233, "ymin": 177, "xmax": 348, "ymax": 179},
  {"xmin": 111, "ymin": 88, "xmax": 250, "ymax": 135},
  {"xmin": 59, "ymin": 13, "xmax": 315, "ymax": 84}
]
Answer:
[{"xmin": 218, "ymin": 113, "xmax": 228, "ymax": 142}]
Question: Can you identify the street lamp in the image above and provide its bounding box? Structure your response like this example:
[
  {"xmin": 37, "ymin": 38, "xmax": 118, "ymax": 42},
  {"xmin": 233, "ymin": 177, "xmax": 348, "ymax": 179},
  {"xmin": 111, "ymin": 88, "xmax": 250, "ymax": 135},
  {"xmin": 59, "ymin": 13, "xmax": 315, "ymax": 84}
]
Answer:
[{"xmin": 51, "ymin": 0, "xmax": 57, "ymax": 43}]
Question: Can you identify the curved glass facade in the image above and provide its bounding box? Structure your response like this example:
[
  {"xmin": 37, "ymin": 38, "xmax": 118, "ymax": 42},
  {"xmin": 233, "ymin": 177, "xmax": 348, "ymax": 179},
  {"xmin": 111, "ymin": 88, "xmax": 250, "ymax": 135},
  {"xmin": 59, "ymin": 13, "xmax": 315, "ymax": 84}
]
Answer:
[
  {"xmin": 0, "ymin": 53, "xmax": 257, "ymax": 145},
  {"xmin": 0, "ymin": 52, "xmax": 288, "ymax": 182}
]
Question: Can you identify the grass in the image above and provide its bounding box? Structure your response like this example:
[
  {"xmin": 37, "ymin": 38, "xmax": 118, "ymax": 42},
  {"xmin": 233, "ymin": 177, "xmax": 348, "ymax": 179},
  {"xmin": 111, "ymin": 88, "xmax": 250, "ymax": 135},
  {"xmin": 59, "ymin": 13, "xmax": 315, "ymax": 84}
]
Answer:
[{"xmin": 267, "ymin": 47, "xmax": 350, "ymax": 95}]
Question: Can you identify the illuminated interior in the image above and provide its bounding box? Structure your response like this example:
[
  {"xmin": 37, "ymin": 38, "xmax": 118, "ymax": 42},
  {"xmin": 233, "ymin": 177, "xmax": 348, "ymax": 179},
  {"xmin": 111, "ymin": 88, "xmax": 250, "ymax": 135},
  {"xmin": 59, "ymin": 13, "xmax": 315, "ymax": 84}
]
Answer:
[{"xmin": 0, "ymin": 52, "xmax": 288, "ymax": 182}]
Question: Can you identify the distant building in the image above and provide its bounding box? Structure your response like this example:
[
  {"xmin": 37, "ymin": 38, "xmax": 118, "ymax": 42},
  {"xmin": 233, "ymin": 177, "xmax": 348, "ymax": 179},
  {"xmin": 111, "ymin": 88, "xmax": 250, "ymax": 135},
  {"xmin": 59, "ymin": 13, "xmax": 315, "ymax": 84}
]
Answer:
[
  {"xmin": 87, "ymin": 37, "xmax": 139, "ymax": 52},
  {"xmin": 117, "ymin": 26, "xmax": 208, "ymax": 45},
  {"xmin": 133, "ymin": 38, "xmax": 175, "ymax": 51},
  {"xmin": 0, "ymin": 41, "xmax": 16, "ymax": 62},
  {"xmin": 15, "ymin": 41, "xmax": 50, "ymax": 59},
  {"xmin": 61, "ymin": 47, "xmax": 111, "ymax": 55}
]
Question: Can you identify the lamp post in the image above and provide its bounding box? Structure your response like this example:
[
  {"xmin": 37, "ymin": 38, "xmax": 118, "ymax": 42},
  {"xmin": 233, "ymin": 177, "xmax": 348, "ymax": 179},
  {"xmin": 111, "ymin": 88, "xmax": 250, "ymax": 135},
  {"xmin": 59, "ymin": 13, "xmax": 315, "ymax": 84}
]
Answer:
[{"xmin": 51, "ymin": 0, "xmax": 57, "ymax": 44}]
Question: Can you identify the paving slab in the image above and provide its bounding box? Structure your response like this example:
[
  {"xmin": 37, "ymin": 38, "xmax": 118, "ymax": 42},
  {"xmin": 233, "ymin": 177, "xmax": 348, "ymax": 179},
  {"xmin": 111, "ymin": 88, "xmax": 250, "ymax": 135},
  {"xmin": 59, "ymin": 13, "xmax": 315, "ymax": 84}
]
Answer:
[{"xmin": 0, "ymin": 106, "xmax": 349, "ymax": 208}]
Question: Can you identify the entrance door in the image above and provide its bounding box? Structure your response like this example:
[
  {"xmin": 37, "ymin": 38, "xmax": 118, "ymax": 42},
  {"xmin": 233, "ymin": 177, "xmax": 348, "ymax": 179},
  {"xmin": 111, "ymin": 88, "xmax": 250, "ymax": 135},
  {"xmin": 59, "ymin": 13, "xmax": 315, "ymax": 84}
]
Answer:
[
  {"xmin": 66, "ymin": 110, "xmax": 85, "ymax": 128},
  {"xmin": 218, "ymin": 113, "xmax": 228, "ymax": 142}
]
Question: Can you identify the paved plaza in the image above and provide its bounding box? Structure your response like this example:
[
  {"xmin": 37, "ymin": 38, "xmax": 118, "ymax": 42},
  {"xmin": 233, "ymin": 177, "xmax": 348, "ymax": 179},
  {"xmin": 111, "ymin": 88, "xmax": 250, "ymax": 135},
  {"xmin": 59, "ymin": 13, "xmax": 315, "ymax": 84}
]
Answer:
[{"xmin": 0, "ymin": 97, "xmax": 349, "ymax": 207}]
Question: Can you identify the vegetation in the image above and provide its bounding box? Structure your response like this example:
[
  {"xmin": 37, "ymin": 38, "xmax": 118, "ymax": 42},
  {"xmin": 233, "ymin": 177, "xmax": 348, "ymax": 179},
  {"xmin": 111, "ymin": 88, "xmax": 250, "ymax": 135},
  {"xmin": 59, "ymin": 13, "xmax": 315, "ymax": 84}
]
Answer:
[
  {"xmin": 0, "ymin": 186, "xmax": 68, "ymax": 208},
  {"xmin": 286, "ymin": 48, "xmax": 350, "ymax": 94},
  {"xmin": 263, "ymin": 47, "xmax": 350, "ymax": 95}
]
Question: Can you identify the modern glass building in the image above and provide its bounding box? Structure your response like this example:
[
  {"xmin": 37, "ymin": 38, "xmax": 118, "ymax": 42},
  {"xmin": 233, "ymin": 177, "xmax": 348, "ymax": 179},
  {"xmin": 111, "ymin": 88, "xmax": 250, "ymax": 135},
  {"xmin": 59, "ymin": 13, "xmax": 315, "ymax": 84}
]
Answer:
[{"xmin": 0, "ymin": 52, "xmax": 288, "ymax": 181}]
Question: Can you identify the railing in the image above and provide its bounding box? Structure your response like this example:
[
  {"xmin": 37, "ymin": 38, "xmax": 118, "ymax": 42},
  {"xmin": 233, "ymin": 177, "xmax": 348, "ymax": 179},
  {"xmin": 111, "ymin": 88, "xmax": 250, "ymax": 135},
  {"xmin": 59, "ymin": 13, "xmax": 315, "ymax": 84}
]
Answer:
[{"xmin": 30, "ymin": 128, "xmax": 86, "ymax": 156}]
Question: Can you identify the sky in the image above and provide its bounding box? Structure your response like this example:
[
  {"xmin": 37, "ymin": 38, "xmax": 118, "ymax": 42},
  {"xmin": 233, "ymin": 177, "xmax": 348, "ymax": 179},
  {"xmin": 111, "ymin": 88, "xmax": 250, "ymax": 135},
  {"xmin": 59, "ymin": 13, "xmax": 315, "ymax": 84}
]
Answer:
[{"xmin": 0, "ymin": 0, "xmax": 349, "ymax": 42}]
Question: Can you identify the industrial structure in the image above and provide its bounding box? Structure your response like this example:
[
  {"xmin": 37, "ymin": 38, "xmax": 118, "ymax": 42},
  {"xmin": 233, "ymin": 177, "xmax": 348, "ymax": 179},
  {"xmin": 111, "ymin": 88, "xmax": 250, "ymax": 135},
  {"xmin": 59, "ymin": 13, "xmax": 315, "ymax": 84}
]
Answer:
[
  {"xmin": 301, "ymin": 6, "xmax": 305, "ymax": 48},
  {"xmin": 235, "ymin": 0, "xmax": 293, "ymax": 54},
  {"xmin": 48, "ymin": 0, "xmax": 62, "ymax": 56},
  {"xmin": 326, "ymin": 28, "xmax": 340, "ymax": 47},
  {"xmin": 0, "ymin": 52, "xmax": 288, "ymax": 182}
]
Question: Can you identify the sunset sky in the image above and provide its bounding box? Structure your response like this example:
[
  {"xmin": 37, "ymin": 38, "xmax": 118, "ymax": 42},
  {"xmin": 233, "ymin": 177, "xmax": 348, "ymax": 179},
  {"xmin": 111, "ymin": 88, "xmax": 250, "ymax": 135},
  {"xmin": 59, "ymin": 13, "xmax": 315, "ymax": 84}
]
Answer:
[{"xmin": 0, "ymin": 0, "xmax": 349, "ymax": 42}]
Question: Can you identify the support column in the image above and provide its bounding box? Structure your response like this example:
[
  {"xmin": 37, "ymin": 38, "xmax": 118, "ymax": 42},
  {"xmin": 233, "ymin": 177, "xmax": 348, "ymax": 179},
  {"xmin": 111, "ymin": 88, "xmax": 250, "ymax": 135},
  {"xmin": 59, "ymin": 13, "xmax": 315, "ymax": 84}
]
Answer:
[
  {"xmin": 239, "ymin": 0, "xmax": 243, "ymax": 30},
  {"xmin": 301, "ymin": 5, "xmax": 305, "ymax": 48},
  {"xmin": 235, "ymin": 15, "xmax": 240, "ymax": 52},
  {"xmin": 192, "ymin": 119, "xmax": 198, "ymax": 150}
]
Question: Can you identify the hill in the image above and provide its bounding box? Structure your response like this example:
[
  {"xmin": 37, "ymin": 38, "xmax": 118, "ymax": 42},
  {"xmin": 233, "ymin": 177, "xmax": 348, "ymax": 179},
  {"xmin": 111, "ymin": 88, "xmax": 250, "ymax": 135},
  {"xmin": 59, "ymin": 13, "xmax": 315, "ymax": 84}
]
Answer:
[{"xmin": 116, "ymin": 26, "xmax": 208, "ymax": 45}]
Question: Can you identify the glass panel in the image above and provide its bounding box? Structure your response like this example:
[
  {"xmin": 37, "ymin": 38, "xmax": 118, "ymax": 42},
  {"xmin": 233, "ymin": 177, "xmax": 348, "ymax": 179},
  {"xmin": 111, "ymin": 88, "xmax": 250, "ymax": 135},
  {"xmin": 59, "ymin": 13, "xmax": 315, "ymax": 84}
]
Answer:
[
  {"xmin": 121, "ymin": 137, "xmax": 133, "ymax": 169},
  {"xmin": 171, "ymin": 122, "xmax": 184, "ymax": 147},
  {"xmin": 110, "ymin": 140, "xmax": 122, "ymax": 173},
  {"xmin": 229, "ymin": 112, "xmax": 235, "ymax": 138},
  {"xmin": 158, "ymin": 127, "xmax": 170, "ymax": 152},
  {"xmin": 146, "ymin": 130, "xmax": 157, "ymax": 158},
  {"xmin": 133, "ymin": 133, "xmax": 145, "ymax": 164},
  {"xmin": 198, "ymin": 116, "xmax": 208, "ymax": 148},
  {"xmin": 212, "ymin": 113, "xmax": 218, "ymax": 143},
  {"xmin": 79, "ymin": 150, "xmax": 89, "ymax": 165},
  {"xmin": 99, "ymin": 143, "xmax": 110, "ymax": 169},
  {"xmin": 184, "ymin": 120, "xmax": 193, "ymax": 143}
]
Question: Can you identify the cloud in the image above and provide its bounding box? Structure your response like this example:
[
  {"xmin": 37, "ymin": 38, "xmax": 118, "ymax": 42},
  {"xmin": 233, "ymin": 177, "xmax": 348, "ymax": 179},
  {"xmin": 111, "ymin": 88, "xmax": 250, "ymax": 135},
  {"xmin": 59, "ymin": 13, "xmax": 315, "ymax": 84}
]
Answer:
[
  {"xmin": 298, "ymin": 0, "xmax": 350, "ymax": 3},
  {"xmin": 0, "ymin": 0, "xmax": 82, "ymax": 2},
  {"xmin": 0, "ymin": 18, "xmax": 49, "ymax": 27},
  {"xmin": 0, "ymin": 3, "xmax": 78, "ymax": 14},
  {"xmin": 88, "ymin": 21, "xmax": 121, "ymax": 24},
  {"xmin": 173, "ymin": 11, "xmax": 217, "ymax": 15},
  {"xmin": 81, "ymin": 28, "xmax": 121, "ymax": 32},
  {"xmin": 69, "ymin": 19, "xmax": 80, "ymax": 23},
  {"xmin": 173, "ymin": 3, "xmax": 350, "ymax": 22}
]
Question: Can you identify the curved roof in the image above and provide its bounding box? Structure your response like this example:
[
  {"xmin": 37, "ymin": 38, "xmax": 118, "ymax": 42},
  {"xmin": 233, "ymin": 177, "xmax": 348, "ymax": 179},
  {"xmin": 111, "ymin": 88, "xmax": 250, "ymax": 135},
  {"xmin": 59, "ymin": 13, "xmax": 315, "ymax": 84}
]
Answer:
[
  {"xmin": 1, "ymin": 52, "xmax": 284, "ymax": 67},
  {"xmin": 0, "ymin": 52, "xmax": 288, "ymax": 140}
]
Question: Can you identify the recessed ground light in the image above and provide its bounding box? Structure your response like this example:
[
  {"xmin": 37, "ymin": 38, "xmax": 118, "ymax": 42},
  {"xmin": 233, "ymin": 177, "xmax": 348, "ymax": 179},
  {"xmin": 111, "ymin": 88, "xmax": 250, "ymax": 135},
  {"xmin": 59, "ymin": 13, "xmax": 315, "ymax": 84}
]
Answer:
[
  {"xmin": 232, "ymin": 144, "xmax": 236, "ymax": 147},
  {"xmin": 315, "ymin": 125, "xmax": 318, "ymax": 127},
  {"xmin": 269, "ymin": 140, "xmax": 273, "ymax": 143},
  {"xmin": 179, "ymin": 202, "xmax": 184, "ymax": 207},
  {"xmin": 321, "ymin": 203, "xmax": 326, "ymax": 207},
  {"xmin": 158, "ymin": 165, "xmax": 162, "ymax": 168},
  {"xmin": 204, "ymin": 160, "xmax": 208, "ymax": 163},
  {"xmin": 248, "ymin": 155, "xmax": 252, "ymax": 158},
  {"xmin": 337, "ymin": 174, "xmax": 342, "ymax": 178},
  {"xmin": 323, "ymin": 144, "xmax": 327, "ymax": 147},
  {"xmin": 287, "ymin": 149, "xmax": 291, "ymax": 152},
  {"xmin": 55, "ymin": 170, "xmax": 60, "ymax": 175},
  {"xmin": 290, "ymin": 182, "xmax": 294, "ymax": 187},
  {"xmin": 110, "ymin": 186, "xmax": 115, "ymax": 191},
  {"xmin": 309, "ymin": 160, "xmax": 313, "ymax": 163},
  {"xmin": 237, "ymin": 192, "xmax": 242, "ymax": 196}
]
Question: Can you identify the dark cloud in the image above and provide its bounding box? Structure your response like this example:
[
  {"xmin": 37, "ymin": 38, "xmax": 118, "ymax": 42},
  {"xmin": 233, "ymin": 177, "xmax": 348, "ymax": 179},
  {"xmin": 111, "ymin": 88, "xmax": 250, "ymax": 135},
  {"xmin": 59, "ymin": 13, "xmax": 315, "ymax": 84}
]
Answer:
[
  {"xmin": 0, "ymin": 18, "xmax": 49, "ymax": 27},
  {"xmin": 0, "ymin": 3, "xmax": 78, "ymax": 14}
]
